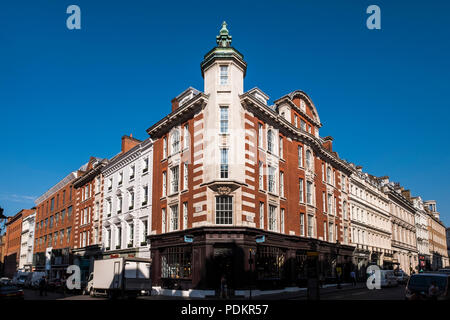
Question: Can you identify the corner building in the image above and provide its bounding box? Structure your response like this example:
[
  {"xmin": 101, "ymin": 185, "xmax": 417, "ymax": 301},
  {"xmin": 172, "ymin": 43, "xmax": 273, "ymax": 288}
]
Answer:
[{"xmin": 148, "ymin": 23, "xmax": 354, "ymax": 294}]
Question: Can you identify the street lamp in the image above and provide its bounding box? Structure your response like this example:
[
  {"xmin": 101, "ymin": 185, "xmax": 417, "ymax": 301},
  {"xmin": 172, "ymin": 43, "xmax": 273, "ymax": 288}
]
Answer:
[{"xmin": 336, "ymin": 240, "xmax": 341, "ymax": 289}]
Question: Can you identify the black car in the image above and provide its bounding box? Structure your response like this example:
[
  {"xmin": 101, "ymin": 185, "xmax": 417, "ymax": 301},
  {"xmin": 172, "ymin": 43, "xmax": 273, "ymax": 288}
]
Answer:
[
  {"xmin": 405, "ymin": 273, "xmax": 450, "ymax": 300},
  {"xmin": 0, "ymin": 284, "xmax": 25, "ymax": 300}
]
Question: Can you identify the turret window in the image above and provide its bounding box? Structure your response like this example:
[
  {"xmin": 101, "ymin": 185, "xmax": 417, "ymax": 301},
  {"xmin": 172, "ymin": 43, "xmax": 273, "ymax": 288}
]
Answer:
[
  {"xmin": 220, "ymin": 148, "xmax": 229, "ymax": 178},
  {"xmin": 220, "ymin": 107, "xmax": 228, "ymax": 133},
  {"xmin": 220, "ymin": 65, "xmax": 228, "ymax": 85}
]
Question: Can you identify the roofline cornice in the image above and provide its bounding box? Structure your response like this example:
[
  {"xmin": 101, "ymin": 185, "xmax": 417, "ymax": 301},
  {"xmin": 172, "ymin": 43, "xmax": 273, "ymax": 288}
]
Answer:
[{"xmin": 146, "ymin": 93, "xmax": 209, "ymax": 139}]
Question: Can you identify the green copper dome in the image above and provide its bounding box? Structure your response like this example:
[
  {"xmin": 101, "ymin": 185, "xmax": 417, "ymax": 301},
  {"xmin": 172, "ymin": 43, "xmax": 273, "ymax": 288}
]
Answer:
[{"xmin": 201, "ymin": 21, "xmax": 247, "ymax": 77}]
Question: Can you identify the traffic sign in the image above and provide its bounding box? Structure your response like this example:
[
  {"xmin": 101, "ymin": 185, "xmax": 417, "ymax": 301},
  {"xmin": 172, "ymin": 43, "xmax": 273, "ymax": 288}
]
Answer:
[{"xmin": 255, "ymin": 235, "xmax": 265, "ymax": 243}]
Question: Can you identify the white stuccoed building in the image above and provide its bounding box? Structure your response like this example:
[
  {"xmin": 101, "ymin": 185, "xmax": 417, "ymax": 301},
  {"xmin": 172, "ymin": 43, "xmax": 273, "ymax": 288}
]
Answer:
[
  {"xmin": 19, "ymin": 210, "xmax": 36, "ymax": 272},
  {"xmin": 411, "ymin": 196, "xmax": 431, "ymax": 270},
  {"xmin": 101, "ymin": 136, "xmax": 153, "ymax": 259},
  {"xmin": 347, "ymin": 164, "xmax": 393, "ymax": 278}
]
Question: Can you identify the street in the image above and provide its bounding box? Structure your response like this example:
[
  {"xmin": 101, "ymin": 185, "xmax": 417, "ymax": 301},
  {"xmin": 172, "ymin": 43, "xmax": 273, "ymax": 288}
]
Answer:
[
  {"xmin": 317, "ymin": 284, "xmax": 406, "ymax": 300},
  {"xmin": 22, "ymin": 284, "xmax": 407, "ymax": 300}
]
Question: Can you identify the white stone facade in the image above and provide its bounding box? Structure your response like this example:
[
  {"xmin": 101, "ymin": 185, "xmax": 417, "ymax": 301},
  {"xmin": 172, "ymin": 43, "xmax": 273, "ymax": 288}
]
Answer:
[
  {"xmin": 102, "ymin": 138, "xmax": 153, "ymax": 259},
  {"xmin": 19, "ymin": 211, "xmax": 36, "ymax": 271},
  {"xmin": 411, "ymin": 196, "xmax": 430, "ymax": 267},
  {"xmin": 348, "ymin": 166, "xmax": 392, "ymax": 274}
]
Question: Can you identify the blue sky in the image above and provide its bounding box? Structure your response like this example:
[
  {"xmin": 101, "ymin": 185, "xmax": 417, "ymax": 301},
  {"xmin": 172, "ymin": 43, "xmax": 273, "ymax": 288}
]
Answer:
[{"xmin": 0, "ymin": 0, "xmax": 449, "ymax": 227}]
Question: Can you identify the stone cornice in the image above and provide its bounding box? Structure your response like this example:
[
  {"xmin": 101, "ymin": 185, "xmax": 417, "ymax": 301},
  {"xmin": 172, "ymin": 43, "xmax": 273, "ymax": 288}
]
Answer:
[
  {"xmin": 35, "ymin": 172, "xmax": 77, "ymax": 205},
  {"xmin": 384, "ymin": 186, "xmax": 416, "ymax": 213},
  {"xmin": 146, "ymin": 93, "xmax": 209, "ymax": 139},
  {"xmin": 102, "ymin": 138, "xmax": 153, "ymax": 177}
]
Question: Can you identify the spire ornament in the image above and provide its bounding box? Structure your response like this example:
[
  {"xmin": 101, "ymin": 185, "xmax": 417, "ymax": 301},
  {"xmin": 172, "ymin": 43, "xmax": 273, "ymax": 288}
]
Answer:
[{"xmin": 216, "ymin": 21, "xmax": 232, "ymax": 47}]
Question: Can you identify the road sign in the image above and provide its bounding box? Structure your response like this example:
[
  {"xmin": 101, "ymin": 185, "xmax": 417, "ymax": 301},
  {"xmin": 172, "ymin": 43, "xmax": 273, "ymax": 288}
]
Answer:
[
  {"xmin": 255, "ymin": 235, "xmax": 265, "ymax": 243},
  {"xmin": 184, "ymin": 235, "xmax": 194, "ymax": 243}
]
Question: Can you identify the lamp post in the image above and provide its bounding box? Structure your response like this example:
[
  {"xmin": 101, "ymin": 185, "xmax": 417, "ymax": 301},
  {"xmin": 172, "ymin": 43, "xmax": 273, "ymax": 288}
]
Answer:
[{"xmin": 336, "ymin": 240, "xmax": 341, "ymax": 289}]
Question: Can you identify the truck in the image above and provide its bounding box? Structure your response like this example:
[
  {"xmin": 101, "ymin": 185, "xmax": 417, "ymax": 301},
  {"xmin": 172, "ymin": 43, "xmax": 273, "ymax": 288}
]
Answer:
[{"xmin": 85, "ymin": 257, "xmax": 151, "ymax": 299}]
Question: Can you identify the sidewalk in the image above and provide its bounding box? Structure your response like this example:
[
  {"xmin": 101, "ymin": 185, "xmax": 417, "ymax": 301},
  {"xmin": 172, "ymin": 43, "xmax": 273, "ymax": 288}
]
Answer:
[
  {"xmin": 254, "ymin": 282, "xmax": 368, "ymax": 300},
  {"xmin": 143, "ymin": 282, "xmax": 368, "ymax": 300}
]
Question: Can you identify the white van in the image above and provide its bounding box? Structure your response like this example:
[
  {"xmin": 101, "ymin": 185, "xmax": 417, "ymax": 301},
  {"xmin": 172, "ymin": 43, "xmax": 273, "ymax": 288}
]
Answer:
[
  {"xmin": 380, "ymin": 270, "xmax": 398, "ymax": 287},
  {"xmin": 367, "ymin": 269, "xmax": 398, "ymax": 288}
]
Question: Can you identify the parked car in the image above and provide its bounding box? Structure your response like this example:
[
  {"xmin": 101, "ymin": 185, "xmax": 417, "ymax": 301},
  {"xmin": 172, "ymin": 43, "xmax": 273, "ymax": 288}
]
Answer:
[
  {"xmin": 394, "ymin": 270, "xmax": 409, "ymax": 284},
  {"xmin": 405, "ymin": 273, "xmax": 450, "ymax": 300},
  {"xmin": 12, "ymin": 274, "xmax": 29, "ymax": 287},
  {"xmin": 0, "ymin": 284, "xmax": 24, "ymax": 300}
]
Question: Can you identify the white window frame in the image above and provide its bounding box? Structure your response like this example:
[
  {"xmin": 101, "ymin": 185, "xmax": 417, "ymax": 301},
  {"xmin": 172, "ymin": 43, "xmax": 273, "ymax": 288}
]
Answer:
[{"xmin": 220, "ymin": 65, "xmax": 228, "ymax": 85}]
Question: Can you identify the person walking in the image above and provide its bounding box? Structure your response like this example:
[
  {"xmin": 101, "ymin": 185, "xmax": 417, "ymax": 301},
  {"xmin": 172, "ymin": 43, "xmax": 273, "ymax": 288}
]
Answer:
[
  {"xmin": 350, "ymin": 270, "xmax": 357, "ymax": 286},
  {"xmin": 220, "ymin": 275, "xmax": 228, "ymax": 299},
  {"xmin": 319, "ymin": 273, "xmax": 325, "ymax": 288},
  {"xmin": 39, "ymin": 276, "xmax": 48, "ymax": 297}
]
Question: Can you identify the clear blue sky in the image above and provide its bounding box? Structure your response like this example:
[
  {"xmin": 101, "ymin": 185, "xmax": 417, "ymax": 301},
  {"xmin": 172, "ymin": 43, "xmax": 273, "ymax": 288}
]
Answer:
[{"xmin": 0, "ymin": 0, "xmax": 449, "ymax": 227}]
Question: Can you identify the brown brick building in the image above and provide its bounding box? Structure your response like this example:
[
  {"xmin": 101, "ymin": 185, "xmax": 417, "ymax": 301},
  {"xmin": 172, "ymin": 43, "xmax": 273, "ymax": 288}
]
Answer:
[
  {"xmin": 3, "ymin": 210, "xmax": 33, "ymax": 278},
  {"xmin": 425, "ymin": 201, "xmax": 449, "ymax": 269},
  {"xmin": 147, "ymin": 23, "xmax": 354, "ymax": 295},
  {"xmin": 0, "ymin": 234, "xmax": 6, "ymax": 276},
  {"xmin": 72, "ymin": 157, "xmax": 108, "ymax": 281},
  {"xmin": 33, "ymin": 170, "xmax": 80, "ymax": 278}
]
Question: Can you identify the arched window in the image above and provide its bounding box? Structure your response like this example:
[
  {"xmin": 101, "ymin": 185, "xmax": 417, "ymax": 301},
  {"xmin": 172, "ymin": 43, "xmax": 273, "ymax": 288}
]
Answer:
[
  {"xmin": 306, "ymin": 150, "xmax": 312, "ymax": 169},
  {"xmin": 171, "ymin": 130, "xmax": 180, "ymax": 154},
  {"xmin": 327, "ymin": 166, "xmax": 331, "ymax": 183},
  {"xmin": 267, "ymin": 129, "xmax": 273, "ymax": 153}
]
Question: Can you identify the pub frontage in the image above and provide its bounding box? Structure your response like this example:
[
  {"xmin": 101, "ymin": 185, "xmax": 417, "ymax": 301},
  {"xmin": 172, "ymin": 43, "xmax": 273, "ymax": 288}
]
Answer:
[{"xmin": 148, "ymin": 226, "xmax": 355, "ymax": 294}]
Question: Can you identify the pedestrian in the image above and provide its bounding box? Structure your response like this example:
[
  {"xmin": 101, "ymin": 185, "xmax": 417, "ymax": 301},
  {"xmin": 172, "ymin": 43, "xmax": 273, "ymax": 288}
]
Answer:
[
  {"xmin": 319, "ymin": 273, "xmax": 325, "ymax": 288},
  {"xmin": 428, "ymin": 281, "xmax": 439, "ymax": 300},
  {"xmin": 220, "ymin": 275, "xmax": 228, "ymax": 299},
  {"xmin": 350, "ymin": 270, "xmax": 357, "ymax": 286},
  {"xmin": 39, "ymin": 276, "xmax": 48, "ymax": 297}
]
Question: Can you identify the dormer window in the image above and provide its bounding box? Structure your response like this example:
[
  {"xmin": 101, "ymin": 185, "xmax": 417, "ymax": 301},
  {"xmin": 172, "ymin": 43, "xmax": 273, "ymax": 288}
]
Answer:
[
  {"xmin": 300, "ymin": 99, "xmax": 306, "ymax": 112},
  {"xmin": 220, "ymin": 65, "xmax": 228, "ymax": 85}
]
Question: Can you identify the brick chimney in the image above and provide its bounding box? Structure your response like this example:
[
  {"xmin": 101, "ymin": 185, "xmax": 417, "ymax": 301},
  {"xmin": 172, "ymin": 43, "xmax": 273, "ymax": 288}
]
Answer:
[
  {"xmin": 171, "ymin": 98, "xmax": 179, "ymax": 112},
  {"xmin": 322, "ymin": 136, "xmax": 333, "ymax": 152},
  {"xmin": 121, "ymin": 134, "xmax": 141, "ymax": 154},
  {"xmin": 402, "ymin": 189, "xmax": 411, "ymax": 200}
]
